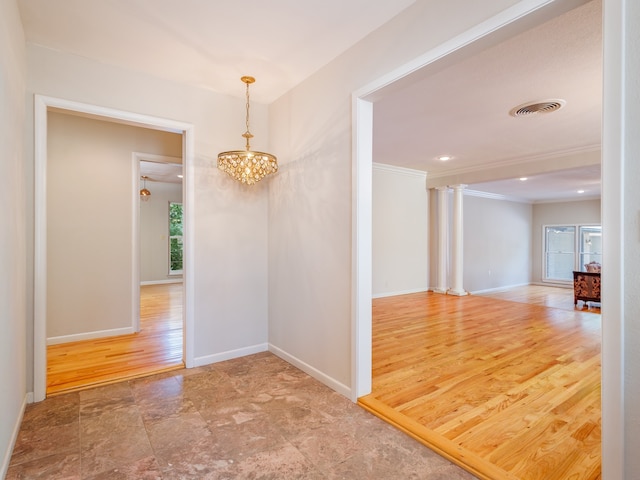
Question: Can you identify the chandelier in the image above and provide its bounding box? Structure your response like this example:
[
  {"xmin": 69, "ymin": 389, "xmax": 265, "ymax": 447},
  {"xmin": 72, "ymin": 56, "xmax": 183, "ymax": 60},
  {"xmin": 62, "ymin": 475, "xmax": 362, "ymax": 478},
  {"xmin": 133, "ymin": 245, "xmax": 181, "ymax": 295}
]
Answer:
[
  {"xmin": 217, "ymin": 76, "xmax": 278, "ymax": 185},
  {"xmin": 140, "ymin": 175, "xmax": 151, "ymax": 201}
]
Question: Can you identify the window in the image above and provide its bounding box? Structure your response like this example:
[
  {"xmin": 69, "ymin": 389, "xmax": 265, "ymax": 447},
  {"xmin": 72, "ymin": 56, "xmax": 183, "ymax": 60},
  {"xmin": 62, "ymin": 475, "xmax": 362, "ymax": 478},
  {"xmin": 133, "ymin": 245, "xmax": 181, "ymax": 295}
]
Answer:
[
  {"xmin": 543, "ymin": 224, "xmax": 601, "ymax": 283},
  {"xmin": 544, "ymin": 226, "xmax": 575, "ymax": 281},
  {"xmin": 169, "ymin": 202, "xmax": 183, "ymax": 275},
  {"xmin": 579, "ymin": 225, "xmax": 602, "ymax": 268}
]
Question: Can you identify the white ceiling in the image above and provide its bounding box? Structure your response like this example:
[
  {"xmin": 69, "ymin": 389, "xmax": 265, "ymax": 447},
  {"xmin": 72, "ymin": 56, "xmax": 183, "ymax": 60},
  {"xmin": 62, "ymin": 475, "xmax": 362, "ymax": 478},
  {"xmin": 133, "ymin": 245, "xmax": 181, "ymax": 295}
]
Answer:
[
  {"xmin": 372, "ymin": 0, "xmax": 602, "ymax": 203},
  {"xmin": 18, "ymin": 0, "xmax": 602, "ymax": 202},
  {"xmin": 17, "ymin": 0, "xmax": 415, "ymax": 103},
  {"xmin": 140, "ymin": 160, "xmax": 182, "ymax": 184}
]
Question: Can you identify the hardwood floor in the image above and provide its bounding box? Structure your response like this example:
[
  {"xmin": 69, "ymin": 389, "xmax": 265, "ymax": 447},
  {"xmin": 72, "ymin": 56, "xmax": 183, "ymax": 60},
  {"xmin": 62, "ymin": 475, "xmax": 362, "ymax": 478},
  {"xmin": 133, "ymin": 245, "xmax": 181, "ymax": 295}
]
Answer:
[
  {"xmin": 46, "ymin": 283, "xmax": 184, "ymax": 395},
  {"xmin": 359, "ymin": 287, "xmax": 601, "ymax": 480},
  {"xmin": 477, "ymin": 284, "xmax": 601, "ymax": 313}
]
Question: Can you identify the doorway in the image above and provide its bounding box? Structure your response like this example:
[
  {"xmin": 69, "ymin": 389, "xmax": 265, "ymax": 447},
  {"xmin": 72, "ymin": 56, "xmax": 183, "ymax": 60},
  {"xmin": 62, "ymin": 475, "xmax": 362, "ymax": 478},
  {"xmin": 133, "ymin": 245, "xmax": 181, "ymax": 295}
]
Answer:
[
  {"xmin": 33, "ymin": 96, "xmax": 195, "ymax": 401},
  {"xmin": 353, "ymin": 0, "xmax": 600, "ymax": 402},
  {"xmin": 136, "ymin": 153, "xmax": 184, "ymax": 332},
  {"xmin": 352, "ymin": 0, "xmax": 620, "ymax": 477},
  {"xmin": 45, "ymin": 143, "xmax": 185, "ymax": 394}
]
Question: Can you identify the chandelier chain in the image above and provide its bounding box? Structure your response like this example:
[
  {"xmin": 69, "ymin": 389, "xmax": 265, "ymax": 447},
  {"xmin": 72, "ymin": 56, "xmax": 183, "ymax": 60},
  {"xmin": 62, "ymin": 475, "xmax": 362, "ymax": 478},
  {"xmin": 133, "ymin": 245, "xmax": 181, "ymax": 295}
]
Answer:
[
  {"xmin": 243, "ymin": 79, "xmax": 254, "ymax": 150},
  {"xmin": 245, "ymin": 81, "xmax": 250, "ymax": 133}
]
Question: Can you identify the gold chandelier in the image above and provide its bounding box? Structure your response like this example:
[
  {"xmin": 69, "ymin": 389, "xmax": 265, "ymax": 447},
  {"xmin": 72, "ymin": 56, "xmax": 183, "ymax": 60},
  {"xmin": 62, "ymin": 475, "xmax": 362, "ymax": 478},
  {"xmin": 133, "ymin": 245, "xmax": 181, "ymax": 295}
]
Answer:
[
  {"xmin": 217, "ymin": 76, "xmax": 278, "ymax": 185},
  {"xmin": 140, "ymin": 175, "xmax": 151, "ymax": 201}
]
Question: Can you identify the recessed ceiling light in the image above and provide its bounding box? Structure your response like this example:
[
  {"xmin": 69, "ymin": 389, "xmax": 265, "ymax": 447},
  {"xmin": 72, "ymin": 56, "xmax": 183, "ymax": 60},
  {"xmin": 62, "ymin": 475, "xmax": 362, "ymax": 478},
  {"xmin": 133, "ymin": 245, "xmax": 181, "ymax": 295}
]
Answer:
[
  {"xmin": 177, "ymin": 174, "xmax": 183, "ymax": 178},
  {"xmin": 437, "ymin": 155, "xmax": 452, "ymax": 161},
  {"xmin": 519, "ymin": 177, "xmax": 528, "ymax": 181},
  {"xmin": 577, "ymin": 189, "xmax": 585, "ymax": 194}
]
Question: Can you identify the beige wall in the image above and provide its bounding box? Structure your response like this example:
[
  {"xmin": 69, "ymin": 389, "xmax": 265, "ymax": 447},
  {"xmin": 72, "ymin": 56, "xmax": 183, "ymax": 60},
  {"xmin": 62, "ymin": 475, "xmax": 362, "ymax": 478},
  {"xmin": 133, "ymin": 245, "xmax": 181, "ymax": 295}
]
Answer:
[
  {"xmin": 46, "ymin": 112, "xmax": 181, "ymax": 341},
  {"xmin": 372, "ymin": 164, "xmax": 428, "ymax": 297},
  {"xmin": 0, "ymin": 0, "xmax": 27, "ymax": 475},
  {"xmin": 463, "ymin": 194, "xmax": 533, "ymax": 293}
]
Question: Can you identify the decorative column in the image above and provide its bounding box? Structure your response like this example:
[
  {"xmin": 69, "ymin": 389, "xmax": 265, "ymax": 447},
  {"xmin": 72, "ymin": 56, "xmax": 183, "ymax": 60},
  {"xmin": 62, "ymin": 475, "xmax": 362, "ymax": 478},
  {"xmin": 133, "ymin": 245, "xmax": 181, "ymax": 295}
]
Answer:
[
  {"xmin": 448, "ymin": 184, "xmax": 468, "ymax": 296},
  {"xmin": 424, "ymin": 175, "xmax": 429, "ymax": 293},
  {"xmin": 434, "ymin": 186, "xmax": 449, "ymax": 294}
]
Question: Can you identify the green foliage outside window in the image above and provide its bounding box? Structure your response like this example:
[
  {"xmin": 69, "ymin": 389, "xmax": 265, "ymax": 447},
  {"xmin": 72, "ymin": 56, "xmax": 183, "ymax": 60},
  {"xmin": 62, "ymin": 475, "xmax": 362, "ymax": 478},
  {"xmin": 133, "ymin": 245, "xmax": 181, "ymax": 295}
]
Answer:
[{"xmin": 169, "ymin": 202, "xmax": 183, "ymax": 273}]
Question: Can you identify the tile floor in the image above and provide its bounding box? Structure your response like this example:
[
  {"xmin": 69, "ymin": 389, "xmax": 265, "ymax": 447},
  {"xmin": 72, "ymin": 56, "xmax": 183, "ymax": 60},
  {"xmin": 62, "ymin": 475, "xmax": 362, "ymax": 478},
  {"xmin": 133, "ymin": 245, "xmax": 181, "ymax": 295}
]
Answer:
[{"xmin": 8, "ymin": 352, "xmax": 477, "ymax": 479}]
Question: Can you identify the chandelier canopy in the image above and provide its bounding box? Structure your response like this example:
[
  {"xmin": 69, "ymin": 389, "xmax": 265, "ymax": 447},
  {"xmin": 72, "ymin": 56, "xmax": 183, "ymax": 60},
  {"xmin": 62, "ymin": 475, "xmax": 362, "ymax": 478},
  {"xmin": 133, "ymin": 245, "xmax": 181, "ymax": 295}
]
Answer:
[{"xmin": 217, "ymin": 76, "xmax": 278, "ymax": 185}]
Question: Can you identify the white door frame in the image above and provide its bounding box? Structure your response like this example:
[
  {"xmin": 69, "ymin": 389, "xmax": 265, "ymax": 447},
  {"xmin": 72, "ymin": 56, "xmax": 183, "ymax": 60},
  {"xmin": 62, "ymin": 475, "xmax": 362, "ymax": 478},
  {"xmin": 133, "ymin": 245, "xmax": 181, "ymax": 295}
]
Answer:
[
  {"xmin": 352, "ymin": 0, "xmax": 622, "ymax": 478},
  {"xmin": 33, "ymin": 95, "xmax": 195, "ymax": 401}
]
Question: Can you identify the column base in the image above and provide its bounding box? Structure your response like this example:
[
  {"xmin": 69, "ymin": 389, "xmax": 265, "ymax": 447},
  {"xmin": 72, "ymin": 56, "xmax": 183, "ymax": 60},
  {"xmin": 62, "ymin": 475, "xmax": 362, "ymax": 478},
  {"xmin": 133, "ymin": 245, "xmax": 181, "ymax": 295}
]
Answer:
[
  {"xmin": 433, "ymin": 288, "xmax": 448, "ymax": 294},
  {"xmin": 447, "ymin": 289, "xmax": 468, "ymax": 296}
]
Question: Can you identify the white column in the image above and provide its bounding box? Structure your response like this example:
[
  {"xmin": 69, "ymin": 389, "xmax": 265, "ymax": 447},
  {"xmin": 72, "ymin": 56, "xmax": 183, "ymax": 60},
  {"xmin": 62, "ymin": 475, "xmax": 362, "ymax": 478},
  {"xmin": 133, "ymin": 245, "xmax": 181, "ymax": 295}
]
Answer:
[
  {"xmin": 448, "ymin": 184, "xmax": 467, "ymax": 296},
  {"xmin": 434, "ymin": 186, "xmax": 449, "ymax": 294},
  {"xmin": 424, "ymin": 177, "xmax": 429, "ymax": 292}
]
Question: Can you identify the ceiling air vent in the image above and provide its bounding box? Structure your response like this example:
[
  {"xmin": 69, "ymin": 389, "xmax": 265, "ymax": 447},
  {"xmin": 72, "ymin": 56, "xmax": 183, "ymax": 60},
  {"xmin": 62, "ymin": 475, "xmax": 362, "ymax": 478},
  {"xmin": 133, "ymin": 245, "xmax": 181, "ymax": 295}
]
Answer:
[{"xmin": 509, "ymin": 99, "xmax": 566, "ymax": 117}]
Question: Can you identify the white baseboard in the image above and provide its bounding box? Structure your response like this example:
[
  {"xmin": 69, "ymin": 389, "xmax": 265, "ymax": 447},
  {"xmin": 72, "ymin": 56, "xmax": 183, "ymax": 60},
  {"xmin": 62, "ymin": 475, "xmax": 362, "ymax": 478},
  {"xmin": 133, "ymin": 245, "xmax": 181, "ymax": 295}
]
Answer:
[
  {"xmin": 372, "ymin": 287, "xmax": 429, "ymax": 299},
  {"xmin": 531, "ymin": 281, "xmax": 572, "ymax": 289},
  {"xmin": 268, "ymin": 344, "xmax": 351, "ymax": 400},
  {"xmin": 469, "ymin": 282, "xmax": 533, "ymax": 295},
  {"xmin": 1, "ymin": 394, "xmax": 28, "ymax": 479},
  {"xmin": 192, "ymin": 343, "xmax": 269, "ymax": 367},
  {"xmin": 140, "ymin": 279, "xmax": 183, "ymax": 286},
  {"xmin": 47, "ymin": 326, "xmax": 135, "ymax": 346}
]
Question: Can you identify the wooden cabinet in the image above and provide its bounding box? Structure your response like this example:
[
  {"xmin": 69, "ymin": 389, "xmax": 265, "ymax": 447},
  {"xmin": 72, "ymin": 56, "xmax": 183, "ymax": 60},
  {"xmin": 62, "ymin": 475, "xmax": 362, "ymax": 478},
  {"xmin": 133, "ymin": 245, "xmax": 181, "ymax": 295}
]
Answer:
[{"xmin": 573, "ymin": 271, "xmax": 601, "ymax": 305}]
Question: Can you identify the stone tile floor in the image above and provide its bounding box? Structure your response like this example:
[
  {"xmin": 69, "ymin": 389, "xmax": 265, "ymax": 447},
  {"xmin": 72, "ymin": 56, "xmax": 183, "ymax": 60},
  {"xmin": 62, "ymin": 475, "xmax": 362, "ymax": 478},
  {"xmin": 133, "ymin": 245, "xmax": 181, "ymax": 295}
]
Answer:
[{"xmin": 8, "ymin": 352, "xmax": 477, "ymax": 479}]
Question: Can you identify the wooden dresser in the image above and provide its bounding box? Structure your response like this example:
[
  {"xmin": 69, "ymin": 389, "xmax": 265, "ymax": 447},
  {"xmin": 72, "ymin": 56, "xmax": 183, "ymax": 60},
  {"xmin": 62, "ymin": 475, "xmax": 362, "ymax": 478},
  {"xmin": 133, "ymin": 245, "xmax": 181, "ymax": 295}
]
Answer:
[{"xmin": 573, "ymin": 270, "xmax": 601, "ymax": 305}]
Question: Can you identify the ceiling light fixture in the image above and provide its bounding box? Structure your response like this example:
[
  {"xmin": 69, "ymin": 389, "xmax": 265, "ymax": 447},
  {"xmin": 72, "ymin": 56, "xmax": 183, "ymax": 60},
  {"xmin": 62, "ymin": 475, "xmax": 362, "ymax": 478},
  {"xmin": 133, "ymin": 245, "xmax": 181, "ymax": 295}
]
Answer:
[
  {"xmin": 519, "ymin": 177, "xmax": 528, "ymax": 181},
  {"xmin": 217, "ymin": 76, "xmax": 278, "ymax": 185},
  {"xmin": 140, "ymin": 175, "xmax": 151, "ymax": 201},
  {"xmin": 437, "ymin": 155, "xmax": 452, "ymax": 161},
  {"xmin": 577, "ymin": 189, "xmax": 585, "ymax": 194}
]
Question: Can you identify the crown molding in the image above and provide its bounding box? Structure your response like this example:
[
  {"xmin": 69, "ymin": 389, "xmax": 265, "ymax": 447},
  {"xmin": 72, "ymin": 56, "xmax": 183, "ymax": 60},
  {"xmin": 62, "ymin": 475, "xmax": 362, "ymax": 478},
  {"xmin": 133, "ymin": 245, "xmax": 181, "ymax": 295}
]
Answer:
[
  {"xmin": 373, "ymin": 162, "xmax": 427, "ymax": 179},
  {"xmin": 426, "ymin": 144, "xmax": 601, "ymax": 181}
]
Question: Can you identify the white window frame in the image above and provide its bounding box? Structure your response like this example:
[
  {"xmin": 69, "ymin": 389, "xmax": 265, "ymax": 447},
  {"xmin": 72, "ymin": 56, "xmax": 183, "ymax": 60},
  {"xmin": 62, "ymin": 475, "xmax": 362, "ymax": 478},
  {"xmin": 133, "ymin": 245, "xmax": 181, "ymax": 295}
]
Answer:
[{"xmin": 542, "ymin": 223, "xmax": 601, "ymax": 284}]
